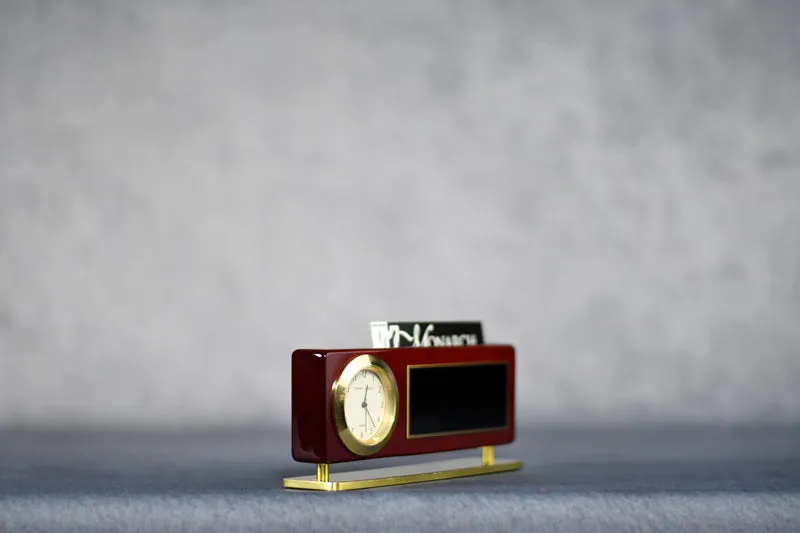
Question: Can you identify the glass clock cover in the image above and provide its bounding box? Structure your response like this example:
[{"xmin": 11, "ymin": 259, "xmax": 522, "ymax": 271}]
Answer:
[{"xmin": 344, "ymin": 369, "xmax": 387, "ymax": 442}]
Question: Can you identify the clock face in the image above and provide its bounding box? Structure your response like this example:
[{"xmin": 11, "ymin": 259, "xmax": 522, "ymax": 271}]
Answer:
[
  {"xmin": 344, "ymin": 369, "xmax": 387, "ymax": 442},
  {"xmin": 332, "ymin": 354, "xmax": 398, "ymax": 456}
]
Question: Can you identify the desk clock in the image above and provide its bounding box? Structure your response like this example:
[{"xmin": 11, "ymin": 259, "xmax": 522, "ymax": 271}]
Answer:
[{"xmin": 283, "ymin": 344, "xmax": 522, "ymax": 491}]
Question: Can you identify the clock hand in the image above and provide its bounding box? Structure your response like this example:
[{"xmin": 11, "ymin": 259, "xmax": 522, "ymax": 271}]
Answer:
[
  {"xmin": 363, "ymin": 384, "xmax": 369, "ymax": 404},
  {"xmin": 365, "ymin": 406, "xmax": 377, "ymax": 431}
]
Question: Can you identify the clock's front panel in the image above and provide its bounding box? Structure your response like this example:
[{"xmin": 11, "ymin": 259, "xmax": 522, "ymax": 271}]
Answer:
[{"xmin": 320, "ymin": 344, "xmax": 516, "ymax": 464}]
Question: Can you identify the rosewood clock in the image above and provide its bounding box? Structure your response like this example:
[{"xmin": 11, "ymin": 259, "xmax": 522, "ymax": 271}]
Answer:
[{"xmin": 283, "ymin": 344, "xmax": 522, "ymax": 491}]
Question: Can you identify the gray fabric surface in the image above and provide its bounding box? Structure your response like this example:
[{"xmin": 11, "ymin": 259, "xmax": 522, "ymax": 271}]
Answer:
[{"xmin": 1, "ymin": 425, "xmax": 799, "ymax": 532}]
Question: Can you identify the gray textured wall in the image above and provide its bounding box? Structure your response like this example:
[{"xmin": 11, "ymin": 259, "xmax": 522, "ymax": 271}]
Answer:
[{"xmin": 1, "ymin": 0, "xmax": 798, "ymax": 428}]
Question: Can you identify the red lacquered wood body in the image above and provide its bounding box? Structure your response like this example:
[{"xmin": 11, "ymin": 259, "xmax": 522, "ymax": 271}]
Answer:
[{"xmin": 291, "ymin": 344, "xmax": 516, "ymax": 464}]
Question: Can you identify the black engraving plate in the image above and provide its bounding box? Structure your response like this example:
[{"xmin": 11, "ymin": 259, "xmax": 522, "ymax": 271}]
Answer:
[{"xmin": 407, "ymin": 363, "xmax": 507, "ymax": 437}]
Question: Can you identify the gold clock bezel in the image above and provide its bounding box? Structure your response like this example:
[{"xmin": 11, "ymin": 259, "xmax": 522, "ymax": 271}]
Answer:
[{"xmin": 332, "ymin": 354, "xmax": 398, "ymax": 456}]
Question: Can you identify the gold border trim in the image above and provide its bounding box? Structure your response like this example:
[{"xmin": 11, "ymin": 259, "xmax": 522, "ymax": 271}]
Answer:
[
  {"xmin": 406, "ymin": 361, "xmax": 509, "ymax": 439},
  {"xmin": 332, "ymin": 354, "xmax": 399, "ymax": 456},
  {"xmin": 283, "ymin": 458, "xmax": 523, "ymax": 492}
]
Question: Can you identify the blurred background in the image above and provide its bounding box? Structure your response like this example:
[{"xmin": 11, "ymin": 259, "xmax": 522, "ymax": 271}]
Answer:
[{"xmin": 0, "ymin": 0, "xmax": 798, "ymax": 430}]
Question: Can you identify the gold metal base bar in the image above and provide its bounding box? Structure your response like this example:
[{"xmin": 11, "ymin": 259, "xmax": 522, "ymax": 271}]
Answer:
[{"xmin": 283, "ymin": 456, "xmax": 523, "ymax": 492}]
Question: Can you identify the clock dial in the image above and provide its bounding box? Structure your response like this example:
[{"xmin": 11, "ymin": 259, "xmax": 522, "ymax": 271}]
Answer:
[
  {"xmin": 332, "ymin": 354, "xmax": 398, "ymax": 456},
  {"xmin": 344, "ymin": 369, "xmax": 387, "ymax": 442}
]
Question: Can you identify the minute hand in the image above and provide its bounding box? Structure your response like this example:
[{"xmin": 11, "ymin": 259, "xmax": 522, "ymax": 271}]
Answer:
[{"xmin": 365, "ymin": 406, "xmax": 378, "ymax": 431}]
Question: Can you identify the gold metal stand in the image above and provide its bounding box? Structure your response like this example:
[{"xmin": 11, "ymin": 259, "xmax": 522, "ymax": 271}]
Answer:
[
  {"xmin": 283, "ymin": 446, "xmax": 522, "ymax": 492},
  {"xmin": 316, "ymin": 463, "xmax": 329, "ymax": 482},
  {"xmin": 481, "ymin": 445, "xmax": 495, "ymax": 466}
]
